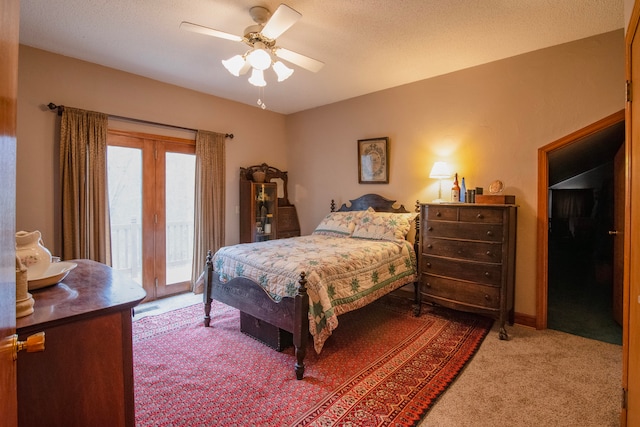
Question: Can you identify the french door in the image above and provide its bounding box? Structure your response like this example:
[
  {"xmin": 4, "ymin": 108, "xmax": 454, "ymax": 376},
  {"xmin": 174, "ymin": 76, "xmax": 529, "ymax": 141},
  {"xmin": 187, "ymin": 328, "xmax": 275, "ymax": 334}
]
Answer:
[{"xmin": 107, "ymin": 130, "xmax": 195, "ymax": 301}]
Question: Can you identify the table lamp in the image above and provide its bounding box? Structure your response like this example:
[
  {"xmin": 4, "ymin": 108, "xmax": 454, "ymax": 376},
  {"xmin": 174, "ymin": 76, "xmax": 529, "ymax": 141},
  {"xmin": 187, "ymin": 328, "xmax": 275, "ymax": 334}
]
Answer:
[{"xmin": 429, "ymin": 161, "xmax": 451, "ymax": 202}]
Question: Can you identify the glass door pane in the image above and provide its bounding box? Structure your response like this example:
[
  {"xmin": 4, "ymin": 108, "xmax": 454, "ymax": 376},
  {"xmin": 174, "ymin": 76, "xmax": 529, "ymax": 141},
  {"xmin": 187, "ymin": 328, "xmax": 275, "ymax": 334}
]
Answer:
[
  {"xmin": 107, "ymin": 146, "xmax": 142, "ymax": 286},
  {"xmin": 165, "ymin": 152, "xmax": 195, "ymax": 285}
]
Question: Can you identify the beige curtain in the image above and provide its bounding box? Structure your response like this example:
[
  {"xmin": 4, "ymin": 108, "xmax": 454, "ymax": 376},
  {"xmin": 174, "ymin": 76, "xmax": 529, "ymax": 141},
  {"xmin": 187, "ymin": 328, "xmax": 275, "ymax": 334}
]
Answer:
[
  {"xmin": 191, "ymin": 130, "xmax": 226, "ymax": 292},
  {"xmin": 60, "ymin": 107, "xmax": 112, "ymax": 264}
]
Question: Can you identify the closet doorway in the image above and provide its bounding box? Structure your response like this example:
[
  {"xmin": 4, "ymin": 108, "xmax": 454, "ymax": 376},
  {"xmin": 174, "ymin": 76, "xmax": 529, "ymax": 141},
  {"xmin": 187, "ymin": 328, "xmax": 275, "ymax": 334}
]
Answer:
[
  {"xmin": 107, "ymin": 130, "xmax": 195, "ymax": 301},
  {"xmin": 537, "ymin": 110, "xmax": 624, "ymax": 344}
]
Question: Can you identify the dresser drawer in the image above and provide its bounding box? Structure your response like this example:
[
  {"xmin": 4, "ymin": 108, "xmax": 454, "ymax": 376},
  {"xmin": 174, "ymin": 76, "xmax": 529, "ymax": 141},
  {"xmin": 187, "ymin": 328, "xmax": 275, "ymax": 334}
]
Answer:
[
  {"xmin": 424, "ymin": 221, "xmax": 504, "ymax": 242},
  {"xmin": 423, "ymin": 237, "xmax": 502, "ymax": 263},
  {"xmin": 421, "ymin": 255, "xmax": 502, "ymax": 285},
  {"xmin": 459, "ymin": 207, "xmax": 504, "ymax": 224},
  {"xmin": 426, "ymin": 206, "xmax": 459, "ymax": 221},
  {"xmin": 425, "ymin": 206, "xmax": 504, "ymax": 224},
  {"xmin": 420, "ymin": 274, "xmax": 500, "ymax": 310}
]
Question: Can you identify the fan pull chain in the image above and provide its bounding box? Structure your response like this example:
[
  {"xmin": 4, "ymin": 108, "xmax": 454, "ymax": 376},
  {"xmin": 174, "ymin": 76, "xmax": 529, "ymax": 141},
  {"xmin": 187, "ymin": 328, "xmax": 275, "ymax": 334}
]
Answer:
[{"xmin": 257, "ymin": 87, "xmax": 266, "ymax": 110}]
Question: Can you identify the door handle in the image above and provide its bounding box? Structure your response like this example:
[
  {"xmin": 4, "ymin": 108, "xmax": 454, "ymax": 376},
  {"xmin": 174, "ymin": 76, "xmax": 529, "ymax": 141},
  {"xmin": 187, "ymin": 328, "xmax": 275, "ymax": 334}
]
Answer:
[
  {"xmin": 9, "ymin": 332, "xmax": 45, "ymax": 360},
  {"xmin": 609, "ymin": 230, "xmax": 620, "ymax": 235}
]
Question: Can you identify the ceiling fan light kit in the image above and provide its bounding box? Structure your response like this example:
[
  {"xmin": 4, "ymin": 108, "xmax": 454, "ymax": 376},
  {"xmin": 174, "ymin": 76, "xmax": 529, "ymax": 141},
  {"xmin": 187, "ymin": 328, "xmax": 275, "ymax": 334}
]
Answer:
[{"xmin": 182, "ymin": 3, "xmax": 324, "ymax": 92}]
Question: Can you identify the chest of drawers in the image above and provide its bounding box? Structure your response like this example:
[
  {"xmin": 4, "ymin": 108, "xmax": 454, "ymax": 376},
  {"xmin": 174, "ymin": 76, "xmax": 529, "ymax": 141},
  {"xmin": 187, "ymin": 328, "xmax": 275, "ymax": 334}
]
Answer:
[{"xmin": 419, "ymin": 203, "xmax": 517, "ymax": 339}]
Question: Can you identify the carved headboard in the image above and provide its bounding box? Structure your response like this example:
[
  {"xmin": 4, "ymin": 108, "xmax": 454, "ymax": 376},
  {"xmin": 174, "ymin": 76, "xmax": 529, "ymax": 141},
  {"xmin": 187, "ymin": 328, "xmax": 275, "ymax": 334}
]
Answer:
[{"xmin": 332, "ymin": 193, "xmax": 410, "ymax": 213}]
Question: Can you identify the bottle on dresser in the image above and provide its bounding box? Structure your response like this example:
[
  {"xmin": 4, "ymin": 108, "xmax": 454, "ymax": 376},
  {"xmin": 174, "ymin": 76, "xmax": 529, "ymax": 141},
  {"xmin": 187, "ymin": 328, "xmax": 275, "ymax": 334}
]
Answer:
[
  {"xmin": 451, "ymin": 173, "xmax": 460, "ymax": 202},
  {"xmin": 460, "ymin": 177, "xmax": 466, "ymax": 202}
]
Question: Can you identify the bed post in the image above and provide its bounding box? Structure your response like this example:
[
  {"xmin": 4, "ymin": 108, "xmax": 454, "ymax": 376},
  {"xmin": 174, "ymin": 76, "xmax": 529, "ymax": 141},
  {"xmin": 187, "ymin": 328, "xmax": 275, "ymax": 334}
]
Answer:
[
  {"xmin": 293, "ymin": 272, "xmax": 309, "ymax": 380},
  {"xmin": 203, "ymin": 250, "xmax": 213, "ymax": 327},
  {"xmin": 413, "ymin": 200, "xmax": 422, "ymax": 316}
]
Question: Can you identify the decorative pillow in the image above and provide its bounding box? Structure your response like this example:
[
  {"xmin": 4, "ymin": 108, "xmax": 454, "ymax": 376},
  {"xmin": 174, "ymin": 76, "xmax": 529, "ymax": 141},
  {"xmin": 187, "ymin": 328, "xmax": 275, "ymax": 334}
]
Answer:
[
  {"xmin": 352, "ymin": 211, "xmax": 415, "ymax": 241},
  {"xmin": 312, "ymin": 211, "xmax": 364, "ymax": 237}
]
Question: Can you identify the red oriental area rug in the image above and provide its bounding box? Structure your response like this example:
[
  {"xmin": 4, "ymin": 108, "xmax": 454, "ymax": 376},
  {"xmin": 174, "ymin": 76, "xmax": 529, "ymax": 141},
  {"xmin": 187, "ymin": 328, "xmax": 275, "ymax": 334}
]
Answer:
[{"xmin": 133, "ymin": 297, "xmax": 492, "ymax": 426}]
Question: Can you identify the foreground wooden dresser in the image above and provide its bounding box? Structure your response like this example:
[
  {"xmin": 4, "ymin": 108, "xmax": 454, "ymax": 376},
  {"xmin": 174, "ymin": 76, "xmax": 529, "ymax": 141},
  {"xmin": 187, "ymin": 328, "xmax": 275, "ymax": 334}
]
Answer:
[
  {"xmin": 419, "ymin": 203, "xmax": 517, "ymax": 339},
  {"xmin": 16, "ymin": 259, "xmax": 146, "ymax": 427}
]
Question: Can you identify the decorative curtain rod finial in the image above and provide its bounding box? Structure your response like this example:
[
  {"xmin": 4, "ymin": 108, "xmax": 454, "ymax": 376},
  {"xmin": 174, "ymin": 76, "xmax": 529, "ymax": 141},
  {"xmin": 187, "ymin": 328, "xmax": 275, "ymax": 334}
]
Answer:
[{"xmin": 47, "ymin": 103, "xmax": 64, "ymax": 116}]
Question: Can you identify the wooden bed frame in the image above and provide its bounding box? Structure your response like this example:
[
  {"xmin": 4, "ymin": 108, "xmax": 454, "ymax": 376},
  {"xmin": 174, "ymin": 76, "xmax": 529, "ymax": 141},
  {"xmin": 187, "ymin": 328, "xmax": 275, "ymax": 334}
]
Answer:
[{"xmin": 202, "ymin": 193, "xmax": 420, "ymax": 380}]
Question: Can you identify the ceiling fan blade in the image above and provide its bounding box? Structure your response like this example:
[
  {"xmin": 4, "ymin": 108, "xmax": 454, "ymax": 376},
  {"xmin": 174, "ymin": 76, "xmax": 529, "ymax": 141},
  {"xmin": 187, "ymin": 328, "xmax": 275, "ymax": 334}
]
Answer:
[
  {"xmin": 274, "ymin": 48, "xmax": 324, "ymax": 73},
  {"xmin": 180, "ymin": 21, "xmax": 243, "ymax": 42},
  {"xmin": 261, "ymin": 4, "xmax": 301, "ymax": 40}
]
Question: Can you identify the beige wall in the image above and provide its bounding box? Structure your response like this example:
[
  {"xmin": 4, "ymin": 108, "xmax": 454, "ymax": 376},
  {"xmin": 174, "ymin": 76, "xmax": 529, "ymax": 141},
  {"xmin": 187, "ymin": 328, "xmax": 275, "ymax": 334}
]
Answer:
[
  {"xmin": 17, "ymin": 29, "xmax": 624, "ymax": 318},
  {"xmin": 626, "ymin": 0, "xmax": 635, "ymax": 31},
  {"xmin": 16, "ymin": 46, "xmax": 288, "ymax": 255},
  {"xmin": 285, "ymin": 30, "xmax": 625, "ymax": 317}
]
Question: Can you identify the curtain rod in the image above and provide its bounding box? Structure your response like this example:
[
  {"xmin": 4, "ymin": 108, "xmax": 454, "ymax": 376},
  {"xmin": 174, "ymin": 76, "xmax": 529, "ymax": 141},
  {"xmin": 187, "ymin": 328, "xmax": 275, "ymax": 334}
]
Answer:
[{"xmin": 46, "ymin": 103, "xmax": 234, "ymax": 139}]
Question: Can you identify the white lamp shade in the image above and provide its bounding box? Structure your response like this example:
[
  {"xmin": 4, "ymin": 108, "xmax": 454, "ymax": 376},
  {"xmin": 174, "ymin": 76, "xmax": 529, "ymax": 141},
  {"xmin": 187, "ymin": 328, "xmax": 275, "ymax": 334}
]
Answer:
[
  {"xmin": 272, "ymin": 61, "xmax": 294, "ymax": 82},
  {"xmin": 222, "ymin": 55, "xmax": 250, "ymax": 76},
  {"xmin": 429, "ymin": 161, "xmax": 451, "ymax": 179},
  {"xmin": 248, "ymin": 68, "xmax": 267, "ymax": 87},
  {"xmin": 246, "ymin": 46, "xmax": 272, "ymax": 70}
]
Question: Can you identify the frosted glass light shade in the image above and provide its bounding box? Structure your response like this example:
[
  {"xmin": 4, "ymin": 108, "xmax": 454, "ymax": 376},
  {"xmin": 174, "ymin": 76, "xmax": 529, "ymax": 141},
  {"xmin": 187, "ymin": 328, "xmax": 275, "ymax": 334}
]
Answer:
[
  {"xmin": 248, "ymin": 68, "xmax": 267, "ymax": 87},
  {"xmin": 246, "ymin": 47, "xmax": 272, "ymax": 70},
  {"xmin": 222, "ymin": 55, "xmax": 249, "ymax": 76},
  {"xmin": 272, "ymin": 61, "xmax": 294, "ymax": 81}
]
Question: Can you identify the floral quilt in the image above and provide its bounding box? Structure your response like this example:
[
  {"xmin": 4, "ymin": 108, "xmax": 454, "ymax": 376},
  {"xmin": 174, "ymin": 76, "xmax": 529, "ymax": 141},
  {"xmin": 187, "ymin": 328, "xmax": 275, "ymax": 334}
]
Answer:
[{"xmin": 212, "ymin": 235, "xmax": 417, "ymax": 353}]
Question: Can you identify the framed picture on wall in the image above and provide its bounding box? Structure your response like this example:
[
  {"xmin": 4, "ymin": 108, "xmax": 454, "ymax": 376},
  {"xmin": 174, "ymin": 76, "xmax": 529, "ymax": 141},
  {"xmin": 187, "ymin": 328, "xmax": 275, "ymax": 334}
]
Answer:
[{"xmin": 358, "ymin": 137, "xmax": 389, "ymax": 184}]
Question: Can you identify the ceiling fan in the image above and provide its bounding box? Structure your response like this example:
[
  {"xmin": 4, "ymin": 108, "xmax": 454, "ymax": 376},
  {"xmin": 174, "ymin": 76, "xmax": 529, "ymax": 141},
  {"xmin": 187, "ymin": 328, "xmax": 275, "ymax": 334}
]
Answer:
[{"xmin": 180, "ymin": 4, "xmax": 324, "ymax": 87}]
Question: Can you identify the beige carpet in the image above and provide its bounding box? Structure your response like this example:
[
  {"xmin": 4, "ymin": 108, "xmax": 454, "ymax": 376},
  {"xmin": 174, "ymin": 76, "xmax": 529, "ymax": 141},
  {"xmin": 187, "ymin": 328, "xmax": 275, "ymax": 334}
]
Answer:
[{"xmin": 419, "ymin": 322, "xmax": 622, "ymax": 426}]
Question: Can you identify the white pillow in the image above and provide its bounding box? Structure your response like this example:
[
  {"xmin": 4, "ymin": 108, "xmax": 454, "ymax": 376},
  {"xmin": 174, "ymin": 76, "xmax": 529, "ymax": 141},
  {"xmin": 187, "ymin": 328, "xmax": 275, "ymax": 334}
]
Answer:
[{"xmin": 312, "ymin": 211, "xmax": 364, "ymax": 237}]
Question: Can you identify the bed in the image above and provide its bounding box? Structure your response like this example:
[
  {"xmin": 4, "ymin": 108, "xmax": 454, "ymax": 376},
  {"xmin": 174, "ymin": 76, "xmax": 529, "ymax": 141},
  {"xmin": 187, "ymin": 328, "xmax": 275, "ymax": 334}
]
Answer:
[{"xmin": 202, "ymin": 193, "xmax": 420, "ymax": 379}]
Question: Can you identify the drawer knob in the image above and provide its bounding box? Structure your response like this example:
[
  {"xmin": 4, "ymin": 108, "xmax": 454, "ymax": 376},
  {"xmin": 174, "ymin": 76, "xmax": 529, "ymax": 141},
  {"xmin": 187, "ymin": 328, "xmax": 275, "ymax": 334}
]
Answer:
[
  {"xmin": 428, "ymin": 226, "xmax": 433, "ymax": 232},
  {"xmin": 486, "ymin": 251, "xmax": 492, "ymax": 256},
  {"xmin": 484, "ymin": 272, "xmax": 490, "ymax": 277},
  {"xmin": 486, "ymin": 231, "xmax": 493, "ymax": 236},
  {"xmin": 476, "ymin": 213, "xmax": 484, "ymax": 219},
  {"xmin": 436, "ymin": 211, "xmax": 442, "ymax": 217},
  {"xmin": 425, "ymin": 282, "xmax": 432, "ymax": 288},
  {"xmin": 427, "ymin": 244, "xmax": 432, "ymax": 249},
  {"xmin": 426, "ymin": 262, "xmax": 432, "ymax": 268},
  {"xmin": 484, "ymin": 294, "xmax": 490, "ymax": 300}
]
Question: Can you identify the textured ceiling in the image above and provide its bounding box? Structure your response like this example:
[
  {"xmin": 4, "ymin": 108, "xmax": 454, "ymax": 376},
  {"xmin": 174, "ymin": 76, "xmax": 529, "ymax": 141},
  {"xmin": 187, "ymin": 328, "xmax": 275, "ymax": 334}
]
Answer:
[{"xmin": 19, "ymin": 0, "xmax": 624, "ymax": 114}]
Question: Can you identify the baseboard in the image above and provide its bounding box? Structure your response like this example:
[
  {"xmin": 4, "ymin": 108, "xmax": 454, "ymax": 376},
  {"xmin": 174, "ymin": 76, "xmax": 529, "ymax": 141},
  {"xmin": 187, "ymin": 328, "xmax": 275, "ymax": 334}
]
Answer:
[{"xmin": 514, "ymin": 312, "xmax": 537, "ymax": 329}]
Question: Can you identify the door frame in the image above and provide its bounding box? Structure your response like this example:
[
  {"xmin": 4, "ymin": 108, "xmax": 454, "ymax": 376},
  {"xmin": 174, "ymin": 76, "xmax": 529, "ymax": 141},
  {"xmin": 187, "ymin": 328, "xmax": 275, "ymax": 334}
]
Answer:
[{"xmin": 536, "ymin": 110, "xmax": 625, "ymax": 329}]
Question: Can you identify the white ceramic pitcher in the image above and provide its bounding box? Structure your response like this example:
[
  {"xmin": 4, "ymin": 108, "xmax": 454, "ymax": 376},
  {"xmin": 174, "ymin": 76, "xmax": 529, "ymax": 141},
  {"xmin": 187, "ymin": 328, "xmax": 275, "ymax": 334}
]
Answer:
[{"xmin": 16, "ymin": 230, "xmax": 52, "ymax": 279}]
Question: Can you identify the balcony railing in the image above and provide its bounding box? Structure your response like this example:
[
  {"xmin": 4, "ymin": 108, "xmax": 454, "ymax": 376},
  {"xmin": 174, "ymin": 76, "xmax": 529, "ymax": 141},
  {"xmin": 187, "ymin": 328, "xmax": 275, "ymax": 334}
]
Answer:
[{"xmin": 111, "ymin": 219, "xmax": 193, "ymax": 283}]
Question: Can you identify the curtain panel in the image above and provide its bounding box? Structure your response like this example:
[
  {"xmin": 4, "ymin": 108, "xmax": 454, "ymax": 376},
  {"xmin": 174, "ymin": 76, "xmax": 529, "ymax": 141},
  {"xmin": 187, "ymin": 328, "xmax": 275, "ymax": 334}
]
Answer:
[
  {"xmin": 191, "ymin": 130, "xmax": 226, "ymax": 292},
  {"xmin": 59, "ymin": 107, "xmax": 112, "ymax": 264}
]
